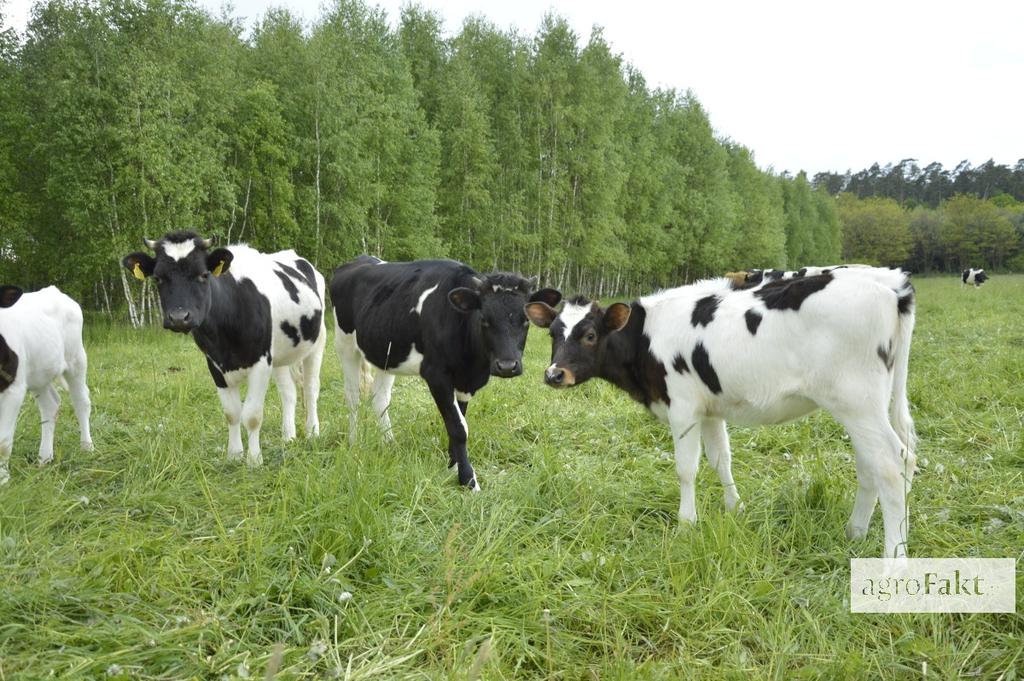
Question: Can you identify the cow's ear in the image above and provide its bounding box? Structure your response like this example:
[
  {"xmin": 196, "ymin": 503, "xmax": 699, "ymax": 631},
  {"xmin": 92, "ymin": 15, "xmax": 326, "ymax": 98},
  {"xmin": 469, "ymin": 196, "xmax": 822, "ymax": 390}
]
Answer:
[
  {"xmin": 122, "ymin": 252, "xmax": 156, "ymax": 281},
  {"xmin": 207, "ymin": 248, "xmax": 233, "ymax": 277},
  {"xmin": 0, "ymin": 285, "xmax": 23, "ymax": 308},
  {"xmin": 525, "ymin": 301, "xmax": 557, "ymax": 328},
  {"xmin": 529, "ymin": 287, "xmax": 562, "ymax": 308},
  {"xmin": 603, "ymin": 302, "xmax": 631, "ymax": 332},
  {"xmin": 448, "ymin": 287, "xmax": 481, "ymax": 313}
]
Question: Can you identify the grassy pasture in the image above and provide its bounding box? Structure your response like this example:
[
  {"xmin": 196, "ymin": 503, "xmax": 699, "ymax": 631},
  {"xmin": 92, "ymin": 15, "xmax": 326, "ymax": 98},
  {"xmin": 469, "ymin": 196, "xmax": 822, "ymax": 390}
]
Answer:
[{"xmin": 0, "ymin": 275, "xmax": 1022, "ymax": 679}]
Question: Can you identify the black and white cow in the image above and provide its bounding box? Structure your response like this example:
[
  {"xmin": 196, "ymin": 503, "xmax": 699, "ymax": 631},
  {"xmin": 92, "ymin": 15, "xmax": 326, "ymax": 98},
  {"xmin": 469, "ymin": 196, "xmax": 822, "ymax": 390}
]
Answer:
[
  {"xmin": 1, "ymin": 285, "xmax": 93, "ymax": 484},
  {"xmin": 331, "ymin": 256, "xmax": 561, "ymax": 490},
  {"xmin": 122, "ymin": 231, "xmax": 326, "ymax": 466},
  {"xmin": 527, "ymin": 266, "xmax": 918, "ymax": 559},
  {"xmin": 961, "ymin": 268, "xmax": 988, "ymax": 287}
]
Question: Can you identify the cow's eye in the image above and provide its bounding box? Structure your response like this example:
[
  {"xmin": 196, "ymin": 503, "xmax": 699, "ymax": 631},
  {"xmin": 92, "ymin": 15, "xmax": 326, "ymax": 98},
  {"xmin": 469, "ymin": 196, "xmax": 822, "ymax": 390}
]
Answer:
[
  {"xmin": 584, "ymin": 331, "xmax": 597, "ymax": 343},
  {"xmin": 198, "ymin": 273, "xmax": 210, "ymax": 283},
  {"xmin": 481, "ymin": 320, "xmax": 490, "ymax": 329},
  {"xmin": 152, "ymin": 275, "xmax": 162, "ymax": 285}
]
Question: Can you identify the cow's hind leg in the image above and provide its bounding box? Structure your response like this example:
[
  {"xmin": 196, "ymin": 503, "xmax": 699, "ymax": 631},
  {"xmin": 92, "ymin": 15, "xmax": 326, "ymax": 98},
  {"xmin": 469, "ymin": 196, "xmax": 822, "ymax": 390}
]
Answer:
[
  {"xmin": 335, "ymin": 332, "xmax": 363, "ymax": 444},
  {"xmin": 65, "ymin": 353, "xmax": 93, "ymax": 452},
  {"xmin": 273, "ymin": 366, "xmax": 297, "ymax": 442},
  {"xmin": 835, "ymin": 407, "xmax": 915, "ymax": 559},
  {"xmin": 371, "ymin": 371, "xmax": 396, "ymax": 441},
  {"xmin": 0, "ymin": 386, "xmax": 26, "ymax": 484},
  {"xmin": 34, "ymin": 384, "xmax": 61, "ymax": 465},
  {"xmin": 701, "ymin": 417, "xmax": 742, "ymax": 511},
  {"xmin": 301, "ymin": 328, "xmax": 325, "ymax": 438}
]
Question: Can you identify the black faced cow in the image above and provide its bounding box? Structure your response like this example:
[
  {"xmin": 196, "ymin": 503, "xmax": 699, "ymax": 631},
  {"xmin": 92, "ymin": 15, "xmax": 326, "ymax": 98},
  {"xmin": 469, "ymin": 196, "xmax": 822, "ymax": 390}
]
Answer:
[
  {"xmin": 122, "ymin": 231, "xmax": 326, "ymax": 466},
  {"xmin": 527, "ymin": 266, "xmax": 917, "ymax": 559},
  {"xmin": 330, "ymin": 256, "xmax": 561, "ymax": 490},
  {"xmin": 961, "ymin": 268, "xmax": 988, "ymax": 287}
]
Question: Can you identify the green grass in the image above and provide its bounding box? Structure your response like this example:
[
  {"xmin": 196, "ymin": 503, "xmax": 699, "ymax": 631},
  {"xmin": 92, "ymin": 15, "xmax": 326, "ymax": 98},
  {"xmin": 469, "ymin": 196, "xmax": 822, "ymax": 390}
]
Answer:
[{"xmin": 1, "ymin": 275, "xmax": 1022, "ymax": 680}]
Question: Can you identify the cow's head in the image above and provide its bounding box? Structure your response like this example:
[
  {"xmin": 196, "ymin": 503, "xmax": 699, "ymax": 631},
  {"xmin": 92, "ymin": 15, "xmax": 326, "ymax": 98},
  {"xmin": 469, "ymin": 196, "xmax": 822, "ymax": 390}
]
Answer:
[
  {"xmin": 447, "ymin": 274, "xmax": 561, "ymax": 378},
  {"xmin": 121, "ymin": 231, "xmax": 233, "ymax": 333},
  {"xmin": 526, "ymin": 295, "xmax": 631, "ymax": 387}
]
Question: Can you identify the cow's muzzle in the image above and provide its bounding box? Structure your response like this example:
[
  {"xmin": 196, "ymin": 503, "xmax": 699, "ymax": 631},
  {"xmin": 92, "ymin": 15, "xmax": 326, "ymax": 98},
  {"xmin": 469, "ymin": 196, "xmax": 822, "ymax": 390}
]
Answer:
[
  {"xmin": 544, "ymin": 365, "xmax": 575, "ymax": 387},
  {"xmin": 491, "ymin": 359, "xmax": 522, "ymax": 378},
  {"xmin": 164, "ymin": 309, "xmax": 194, "ymax": 333}
]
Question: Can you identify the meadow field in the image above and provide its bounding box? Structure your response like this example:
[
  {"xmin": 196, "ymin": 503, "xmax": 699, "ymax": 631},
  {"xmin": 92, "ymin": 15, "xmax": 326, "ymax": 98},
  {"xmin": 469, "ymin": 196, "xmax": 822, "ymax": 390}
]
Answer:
[{"xmin": 0, "ymin": 275, "xmax": 1021, "ymax": 679}]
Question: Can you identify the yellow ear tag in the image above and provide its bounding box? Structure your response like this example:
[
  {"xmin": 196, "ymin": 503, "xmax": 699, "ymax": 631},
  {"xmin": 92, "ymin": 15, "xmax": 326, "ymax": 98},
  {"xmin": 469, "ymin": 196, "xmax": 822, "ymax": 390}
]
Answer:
[
  {"xmin": 212, "ymin": 260, "xmax": 225, "ymax": 277},
  {"xmin": 132, "ymin": 262, "xmax": 146, "ymax": 280}
]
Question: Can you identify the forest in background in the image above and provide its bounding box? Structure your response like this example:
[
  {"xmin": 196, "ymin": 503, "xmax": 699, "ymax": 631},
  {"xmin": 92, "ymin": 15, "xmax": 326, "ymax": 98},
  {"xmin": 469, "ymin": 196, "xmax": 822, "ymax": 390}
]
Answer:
[{"xmin": 0, "ymin": 0, "xmax": 1020, "ymax": 318}]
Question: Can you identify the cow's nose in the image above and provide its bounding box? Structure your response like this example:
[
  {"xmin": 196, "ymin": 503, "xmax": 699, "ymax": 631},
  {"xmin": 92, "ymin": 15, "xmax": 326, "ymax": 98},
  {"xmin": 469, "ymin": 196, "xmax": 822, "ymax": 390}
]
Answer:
[
  {"xmin": 164, "ymin": 309, "xmax": 192, "ymax": 332},
  {"xmin": 494, "ymin": 359, "xmax": 522, "ymax": 377},
  {"xmin": 545, "ymin": 366, "xmax": 565, "ymax": 385}
]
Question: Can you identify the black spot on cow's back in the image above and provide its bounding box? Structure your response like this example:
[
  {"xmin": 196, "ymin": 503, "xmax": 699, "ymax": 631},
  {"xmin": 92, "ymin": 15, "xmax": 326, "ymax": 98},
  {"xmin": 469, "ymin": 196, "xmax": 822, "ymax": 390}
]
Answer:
[
  {"xmin": 294, "ymin": 259, "xmax": 319, "ymax": 292},
  {"xmin": 281, "ymin": 321, "xmax": 301, "ymax": 346},
  {"xmin": 691, "ymin": 342, "xmax": 722, "ymax": 394},
  {"xmin": 275, "ymin": 270, "xmax": 300, "ymax": 304},
  {"xmin": 754, "ymin": 273, "xmax": 833, "ymax": 311},
  {"xmin": 744, "ymin": 309, "xmax": 763, "ymax": 335},
  {"xmin": 300, "ymin": 309, "xmax": 322, "ymax": 342},
  {"xmin": 691, "ymin": 295, "xmax": 720, "ymax": 327},
  {"xmin": 672, "ymin": 353, "xmax": 688, "ymax": 374}
]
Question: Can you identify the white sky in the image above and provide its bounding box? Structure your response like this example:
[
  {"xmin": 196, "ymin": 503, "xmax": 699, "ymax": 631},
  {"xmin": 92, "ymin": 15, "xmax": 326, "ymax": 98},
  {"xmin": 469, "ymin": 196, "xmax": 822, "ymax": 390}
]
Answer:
[{"xmin": 4, "ymin": 0, "xmax": 1023, "ymax": 176}]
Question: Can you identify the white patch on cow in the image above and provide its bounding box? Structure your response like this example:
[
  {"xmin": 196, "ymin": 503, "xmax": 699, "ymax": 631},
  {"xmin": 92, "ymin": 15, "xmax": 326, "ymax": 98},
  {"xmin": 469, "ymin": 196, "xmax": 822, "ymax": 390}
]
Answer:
[
  {"xmin": 162, "ymin": 240, "xmax": 196, "ymax": 261},
  {"xmin": 453, "ymin": 392, "xmax": 468, "ymax": 437},
  {"xmin": 411, "ymin": 284, "xmax": 439, "ymax": 315},
  {"xmin": 455, "ymin": 391, "xmax": 472, "ymax": 402},
  {"xmin": 558, "ymin": 301, "xmax": 592, "ymax": 340},
  {"xmin": 385, "ymin": 346, "xmax": 424, "ymax": 376}
]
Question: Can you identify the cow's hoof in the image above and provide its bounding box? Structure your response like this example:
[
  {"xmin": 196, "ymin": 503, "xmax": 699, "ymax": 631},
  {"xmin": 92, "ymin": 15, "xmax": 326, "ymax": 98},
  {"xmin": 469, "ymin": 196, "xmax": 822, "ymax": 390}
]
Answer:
[{"xmin": 846, "ymin": 523, "xmax": 868, "ymax": 541}]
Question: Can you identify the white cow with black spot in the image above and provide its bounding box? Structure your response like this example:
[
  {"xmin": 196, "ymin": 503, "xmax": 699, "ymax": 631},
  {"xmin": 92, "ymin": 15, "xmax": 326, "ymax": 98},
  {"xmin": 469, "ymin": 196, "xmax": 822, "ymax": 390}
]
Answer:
[
  {"xmin": 527, "ymin": 266, "xmax": 917, "ymax": 559},
  {"xmin": 122, "ymin": 231, "xmax": 326, "ymax": 466},
  {"xmin": 0, "ymin": 285, "xmax": 93, "ymax": 483}
]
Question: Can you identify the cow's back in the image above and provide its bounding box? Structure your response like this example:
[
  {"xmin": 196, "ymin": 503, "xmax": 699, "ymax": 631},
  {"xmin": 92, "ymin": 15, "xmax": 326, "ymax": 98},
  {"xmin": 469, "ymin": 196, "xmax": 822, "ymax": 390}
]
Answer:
[
  {"xmin": 224, "ymin": 246, "xmax": 325, "ymax": 368},
  {"xmin": 0, "ymin": 286, "xmax": 83, "ymax": 388},
  {"xmin": 330, "ymin": 258, "xmax": 473, "ymax": 371}
]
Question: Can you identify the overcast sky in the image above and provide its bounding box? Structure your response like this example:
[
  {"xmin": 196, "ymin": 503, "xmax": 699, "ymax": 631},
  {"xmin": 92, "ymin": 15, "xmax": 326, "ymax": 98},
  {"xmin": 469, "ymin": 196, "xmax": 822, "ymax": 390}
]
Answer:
[{"xmin": 4, "ymin": 0, "xmax": 1023, "ymax": 176}]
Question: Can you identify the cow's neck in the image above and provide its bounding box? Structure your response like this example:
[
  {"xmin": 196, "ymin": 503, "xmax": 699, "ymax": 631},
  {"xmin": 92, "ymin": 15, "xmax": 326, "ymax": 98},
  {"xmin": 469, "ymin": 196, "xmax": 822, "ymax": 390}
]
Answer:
[{"xmin": 597, "ymin": 303, "xmax": 666, "ymax": 407}]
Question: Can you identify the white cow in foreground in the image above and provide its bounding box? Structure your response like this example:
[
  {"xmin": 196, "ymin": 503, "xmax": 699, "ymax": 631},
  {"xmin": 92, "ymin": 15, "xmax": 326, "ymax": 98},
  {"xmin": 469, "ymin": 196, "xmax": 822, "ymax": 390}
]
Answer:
[
  {"xmin": 0, "ymin": 286, "xmax": 93, "ymax": 484},
  {"xmin": 527, "ymin": 266, "xmax": 917, "ymax": 559}
]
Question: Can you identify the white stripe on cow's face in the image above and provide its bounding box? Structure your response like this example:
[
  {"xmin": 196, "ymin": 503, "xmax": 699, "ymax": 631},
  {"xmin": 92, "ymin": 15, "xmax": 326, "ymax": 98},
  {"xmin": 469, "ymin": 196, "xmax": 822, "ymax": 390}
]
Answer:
[
  {"xmin": 162, "ymin": 240, "xmax": 196, "ymax": 261},
  {"xmin": 558, "ymin": 302, "xmax": 592, "ymax": 340},
  {"xmin": 411, "ymin": 284, "xmax": 439, "ymax": 315}
]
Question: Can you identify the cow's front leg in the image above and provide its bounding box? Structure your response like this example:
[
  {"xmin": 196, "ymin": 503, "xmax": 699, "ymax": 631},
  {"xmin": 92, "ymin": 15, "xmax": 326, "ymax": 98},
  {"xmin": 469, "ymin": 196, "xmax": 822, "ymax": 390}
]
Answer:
[
  {"xmin": 424, "ymin": 371, "xmax": 479, "ymax": 491},
  {"xmin": 273, "ymin": 366, "xmax": 297, "ymax": 442},
  {"xmin": 216, "ymin": 384, "xmax": 244, "ymax": 461},
  {"xmin": 241, "ymin": 359, "xmax": 273, "ymax": 467},
  {"xmin": 669, "ymin": 413, "xmax": 702, "ymax": 524}
]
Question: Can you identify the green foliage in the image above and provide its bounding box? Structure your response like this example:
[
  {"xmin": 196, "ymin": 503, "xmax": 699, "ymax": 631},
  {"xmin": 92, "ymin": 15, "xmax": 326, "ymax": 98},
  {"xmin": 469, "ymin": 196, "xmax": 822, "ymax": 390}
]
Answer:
[{"xmin": 837, "ymin": 193, "xmax": 912, "ymax": 266}]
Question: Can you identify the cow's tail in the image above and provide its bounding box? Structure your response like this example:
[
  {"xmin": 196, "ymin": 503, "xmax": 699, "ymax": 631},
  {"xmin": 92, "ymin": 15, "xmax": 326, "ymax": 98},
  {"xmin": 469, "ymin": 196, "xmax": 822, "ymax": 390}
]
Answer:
[{"xmin": 890, "ymin": 278, "xmax": 917, "ymax": 469}]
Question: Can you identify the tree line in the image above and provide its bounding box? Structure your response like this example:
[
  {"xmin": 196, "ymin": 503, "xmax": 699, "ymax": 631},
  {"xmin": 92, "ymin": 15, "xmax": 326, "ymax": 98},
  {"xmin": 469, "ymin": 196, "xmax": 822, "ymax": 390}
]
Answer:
[
  {"xmin": 813, "ymin": 160, "xmax": 1024, "ymax": 273},
  {"xmin": 0, "ymin": 0, "xmax": 1017, "ymax": 319},
  {"xmin": 0, "ymin": 0, "xmax": 842, "ymax": 315}
]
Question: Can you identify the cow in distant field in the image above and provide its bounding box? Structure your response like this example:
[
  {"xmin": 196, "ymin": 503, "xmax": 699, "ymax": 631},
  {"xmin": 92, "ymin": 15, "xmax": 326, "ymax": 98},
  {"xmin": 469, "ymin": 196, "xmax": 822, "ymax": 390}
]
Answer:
[
  {"xmin": 0, "ymin": 285, "xmax": 93, "ymax": 484},
  {"xmin": 122, "ymin": 231, "xmax": 326, "ymax": 466},
  {"xmin": 331, "ymin": 256, "xmax": 561, "ymax": 490},
  {"xmin": 961, "ymin": 268, "xmax": 988, "ymax": 288},
  {"xmin": 527, "ymin": 266, "xmax": 917, "ymax": 559}
]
